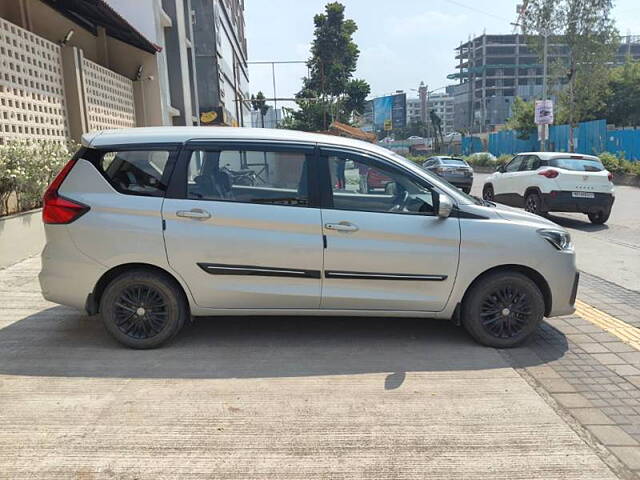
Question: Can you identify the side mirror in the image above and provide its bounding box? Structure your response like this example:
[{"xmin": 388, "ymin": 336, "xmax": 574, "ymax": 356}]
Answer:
[
  {"xmin": 497, "ymin": 164, "xmax": 505, "ymax": 173},
  {"xmin": 437, "ymin": 193, "xmax": 454, "ymax": 218}
]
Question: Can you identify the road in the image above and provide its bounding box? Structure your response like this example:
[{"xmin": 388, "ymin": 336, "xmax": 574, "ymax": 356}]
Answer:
[
  {"xmin": 0, "ymin": 257, "xmax": 626, "ymax": 479},
  {"xmin": 1, "ymin": 179, "xmax": 640, "ymax": 478},
  {"xmin": 472, "ymin": 174, "xmax": 640, "ymax": 292}
]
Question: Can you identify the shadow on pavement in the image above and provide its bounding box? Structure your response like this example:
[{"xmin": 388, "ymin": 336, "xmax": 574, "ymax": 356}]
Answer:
[
  {"xmin": 0, "ymin": 306, "xmax": 567, "ymax": 381},
  {"xmin": 547, "ymin": 213, "xmax": 609, "ymax": 232}
]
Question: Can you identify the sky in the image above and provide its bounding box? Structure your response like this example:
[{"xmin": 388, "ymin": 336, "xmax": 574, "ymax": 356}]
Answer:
[{"xmin": 245, "ymin": 0, "xmax": 640, "ymax": 107}]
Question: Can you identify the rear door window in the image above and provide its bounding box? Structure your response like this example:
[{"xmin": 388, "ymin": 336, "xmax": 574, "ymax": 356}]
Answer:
[
  {"xmin": 186, "ymin": 149, "xmax": 311, "ymax": 207},
  {"xmin": 549, "ymin": 158, "xmax": 604, "ymax": 172},
  {"xmin": 98, "ymin": 150, "xmax": 172, "ymax": 196}
]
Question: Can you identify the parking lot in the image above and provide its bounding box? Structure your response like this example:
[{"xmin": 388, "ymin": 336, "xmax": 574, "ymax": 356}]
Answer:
[{"xmin": 1, "ymin": 180, "xmax": 640, "ymax": 478}]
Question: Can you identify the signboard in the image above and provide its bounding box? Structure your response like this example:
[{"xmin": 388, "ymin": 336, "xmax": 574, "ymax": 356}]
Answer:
[
  {"xmin": 364, "ymin": 93, "xmax": 407, "ymax": 131},
  {"xmin": 535, "ymin": 100, "xmax": 554, "ymax": 125}
]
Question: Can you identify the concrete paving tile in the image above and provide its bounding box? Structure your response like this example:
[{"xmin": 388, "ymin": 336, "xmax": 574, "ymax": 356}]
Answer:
[
  {"xmin": 610, "ymin": 364, "xmax": 640, "ymax": 377},
  {"xmin": 587, "ymin": 425, "xmax": 639, "ymax": 446},
  {"xmin": 625, "ymin": 376, "xmax": 640, "ymax": 388},
  {"xmin": 537, "ymin": 377, "xmax": 576, "ymax": 393},
  {"xmin": 566, "ymin": 334, "xmax": 597, "ymax": 344},
  {"xmin": 609, "ymin": 447, "xmax": 640, "ymax": 470},
  {"xmin": 603, "ymin": 342, "xmax": 637, "ymax": 353},
  {"xmin": 591, "ymin": 353, "xmax": 626, "ymax": 365},
  {"xmin": 569, "ymin": 408, "xmax": 615, "ymax": 425},
  {"xmin": 579, "ymin": 343, "xmax": 611, "ymax": 354},
  {"xmin": 618, "ymin": 352, "xmax": 640, "ymax": 365},
  {"xmin": 588, "ymin": 332, "xmax": 621, "ymax": 343},
  {"xmin": 553, "ymin": 393, "xmax": 593, "ymax": 408}
]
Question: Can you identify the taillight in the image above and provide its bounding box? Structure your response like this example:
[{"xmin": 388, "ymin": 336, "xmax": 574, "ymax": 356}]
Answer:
[
  {"xmin": 42, "ymin": 159, "xmax": 89, "ymax": 224},
  {"xmin": 607, "ymin": 172, "xmax": 613, "ymax": 182},
  {"xmin": 538, "ymin": 169, "xmax": 559, "ymax": 179}
]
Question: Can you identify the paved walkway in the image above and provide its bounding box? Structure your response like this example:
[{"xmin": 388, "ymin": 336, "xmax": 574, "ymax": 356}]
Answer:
[{"xmin": 0, "ymin": 257, "xmax": 638, "ymax": 478}]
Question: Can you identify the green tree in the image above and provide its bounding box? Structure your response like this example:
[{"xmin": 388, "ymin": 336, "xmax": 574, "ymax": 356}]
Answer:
[
  {"xmin": 506, "ymin": 97, "xmax": 536, "ymax": 139},
  {"xmin": 284, "ymin": 2, "xmax": 371, "ymax": 131},
  {"xmin": 250, "ymin": 91, "xmax": 270, "ymax": 128},
  {"xmin": 521, "ymin": 0, "xmax": 619, "ymax": 140},
  {"xmin": 605, "ymin": 60, "xmax": 640, "ymax": 127}
]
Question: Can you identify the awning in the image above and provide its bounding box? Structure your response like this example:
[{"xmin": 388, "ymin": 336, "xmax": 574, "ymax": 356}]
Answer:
[{"xmin": 41, "ymin": 0, "xmax": 160, "ymax": 54}]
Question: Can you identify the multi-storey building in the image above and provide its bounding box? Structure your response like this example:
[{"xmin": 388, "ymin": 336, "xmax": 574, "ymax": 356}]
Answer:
[
  {"xmin": 406, "ymin": 93, "xmax": 455, "ymax": 135},
  {"xmin": 451, "ymin": 33, "xmax": 640, "ymax": 133},
  {"xmin": 193, "ymin": 0, "xmax": 250, "ymax": 127},
  {"xmin": 106, "ymin": 0, "xmax": 200, "ymax": 126}
]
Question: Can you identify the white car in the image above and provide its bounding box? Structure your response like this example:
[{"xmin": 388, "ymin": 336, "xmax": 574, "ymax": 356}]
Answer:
[
  {"xmin": 482, "ymin": 152, "xmax": 615, "ymax": 224},
  {"xmin": 39, "ymin": 128, "xmax": 578, "ymax": 349}
]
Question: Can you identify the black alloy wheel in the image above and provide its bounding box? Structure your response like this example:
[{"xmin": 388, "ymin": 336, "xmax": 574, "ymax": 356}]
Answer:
[
  {"xmin": 114, "ymin": 284, "xmax": 168, "ymax": 340},
  {"xmin": 482, "ymin": 185, "xmax": 494, "ymax": 202},
  {"xmin": 479, "ymin": 286, "xmax": 532, "ymax": 339},
  {"xmin": 462, "ymin": 271, "xmax": 544, "ymax": 348},
  {"xmin": 524, "ymin": 192, "xmax": 543, "ymax": 215},
  {"xmin": 100, "ymin": 270, "xmax": 187, "ymax": 349}
]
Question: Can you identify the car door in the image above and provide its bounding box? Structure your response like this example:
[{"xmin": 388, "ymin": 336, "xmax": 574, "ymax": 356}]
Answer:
[
  {"xmin": 162, "ymin": 141, "xmax": 324, "ymax": 310},
  {"xmin": 517, "ymin": 155, "xmax": 541, "ymax": 196},
  {"xmin": 492, "ymin": 155, "xmax": 524, "ymax": 205},
  {"xmin": 318, "ymin": 148, "xmax": 461, "ymax": 312}
]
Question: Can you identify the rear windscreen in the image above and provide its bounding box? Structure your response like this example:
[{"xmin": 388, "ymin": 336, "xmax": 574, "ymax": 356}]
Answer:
[
  {"xmin": 549, "ymin": 158, "xmax": 604, "ymax": 172},
  {"xmin": 441, "ymin": 159, "xmax": 466, "ymax": 166}
]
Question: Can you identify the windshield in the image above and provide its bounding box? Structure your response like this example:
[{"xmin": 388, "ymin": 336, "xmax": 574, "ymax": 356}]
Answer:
[
  {"xmin": 549, "ymin": 158, "xmax": 604, "ymax": 172},
  {"xmin": 388, "ymin": 152, "xmax": 483, "ymax": 205}
]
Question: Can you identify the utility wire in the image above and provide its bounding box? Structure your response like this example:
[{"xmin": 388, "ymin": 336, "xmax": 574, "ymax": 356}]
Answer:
[{"xmin": 441, "ymin": 0, "xmax": 510, "ymax": 22}]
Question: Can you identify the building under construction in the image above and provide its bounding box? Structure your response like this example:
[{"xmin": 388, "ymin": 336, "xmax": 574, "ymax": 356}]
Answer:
[{"xmin": 449, "ymin": 34, "xmax": 640, "ymax": 133}]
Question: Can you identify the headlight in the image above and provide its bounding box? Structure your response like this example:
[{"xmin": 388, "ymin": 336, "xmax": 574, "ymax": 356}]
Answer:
[{"xmin": 538, "ymin": 229, "xmax": 573, "ymax": 251}]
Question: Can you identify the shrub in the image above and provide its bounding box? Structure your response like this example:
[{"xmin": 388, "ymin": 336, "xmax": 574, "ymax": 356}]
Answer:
[
  {"xmin": 0, "ymin": 141, "xmax": 77, "ymax": 216},
  {"xmin": 598, "ymin": 152, "xmax": 640, "ymax": 177},
  {"xmin": 466, "ymin": 153, "xmax": 495, "ymax": 166},
  {"xmin": 496, "ymin": 154, "xmax": 512, "ymax": 166}
]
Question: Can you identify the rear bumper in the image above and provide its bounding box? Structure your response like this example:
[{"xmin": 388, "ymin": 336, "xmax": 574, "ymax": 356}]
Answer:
[
  {"xmin": 39, "ymin": 226, "xmax": 106, "ymax": 310},
  {"xmin": 441, "ymin": 174, "xmax": 473, "ymax": 187},
  {"xmin": 541, "ymin": 191, "xmax": 614, "ymax": 213}
]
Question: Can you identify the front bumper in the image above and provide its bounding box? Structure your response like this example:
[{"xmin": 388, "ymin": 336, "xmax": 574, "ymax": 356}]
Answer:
[{"xmin": 541, "ymin": 191, "xmax": 615, "ymax": 214}]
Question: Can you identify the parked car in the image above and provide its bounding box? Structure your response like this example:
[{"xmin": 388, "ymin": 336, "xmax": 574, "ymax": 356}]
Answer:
[
  {"xmin": 422, "ymin": 156, "xmax": 474, "ymax": 193},
  {"xmin": 40, "ymin": 127, "xmax": 578, "ymax": 349},
  {"xmin": 482, "ymin": 152, "xmax": 615, "ymax": 224}
]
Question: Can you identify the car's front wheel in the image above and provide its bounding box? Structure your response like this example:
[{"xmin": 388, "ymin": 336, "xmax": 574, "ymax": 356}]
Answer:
[
  {"xmin": 462, "ymin": 271, "xmax": 545, "ymax": 348},
  {"xmin": 100, "ymin": 269, "xmax": 187, "ymax": 349}
]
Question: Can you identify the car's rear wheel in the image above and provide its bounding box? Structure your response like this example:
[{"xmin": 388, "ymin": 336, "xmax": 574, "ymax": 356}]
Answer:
[
  {"xmin": 482, "ymin": 185, "xmax": 494, "ymax": 201},
  {"xmin": 462, "ymin": 271, "xmax": 545, "ymax": 348},
  {"xmin": 100, "ymin": 270, "xmax": 187, "ymax": 349},
  {"xmin": 588, "ymin": 209, "xmax": 610, "ymax": 224},
  {"xmin": 524, "ymin": 192, "xmax": 544, "ymax": 216}
]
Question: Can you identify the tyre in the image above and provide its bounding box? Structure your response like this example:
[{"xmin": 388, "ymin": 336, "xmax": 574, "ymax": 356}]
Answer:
[
  {"xmin": 462, "ymin": 271, "xmax": 545, "ymax": 348},
  {"xmin": 461, "ymin": 186, "xmax": 471, "ymax": 194},
  {"xmin": 99, "ymin": 269, "xmax": 187, "ymax": 349},
  {"xmin": 588, "ymin": 209, "xmax": 610, "ymax": 224},
  {"xmin": 524, "ymin": 192, "xmax": 544, "ymax": 216},
  {"xmin": 482, "ymin": 185, "xmax": 494, "ymax": 201}
]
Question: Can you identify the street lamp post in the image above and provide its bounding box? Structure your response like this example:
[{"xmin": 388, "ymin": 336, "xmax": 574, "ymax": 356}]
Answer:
[{"xmin": 540, "ymin": 29, "xmax": 549, "ymax": 152}]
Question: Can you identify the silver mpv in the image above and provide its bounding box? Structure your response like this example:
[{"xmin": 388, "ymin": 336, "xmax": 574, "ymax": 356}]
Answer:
[{"xmin": 39, "ymin": 127, "xmax": 578, "ymax": 349}]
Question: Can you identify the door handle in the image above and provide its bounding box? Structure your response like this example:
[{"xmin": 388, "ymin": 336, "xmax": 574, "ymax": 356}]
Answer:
[
  {"xmin": 325, "ymin": 222, "xmax": 359, "ymax": 233},
  {"xmin": 176, "ymin": 208, "xmax": 211, "ymax": 219}
]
